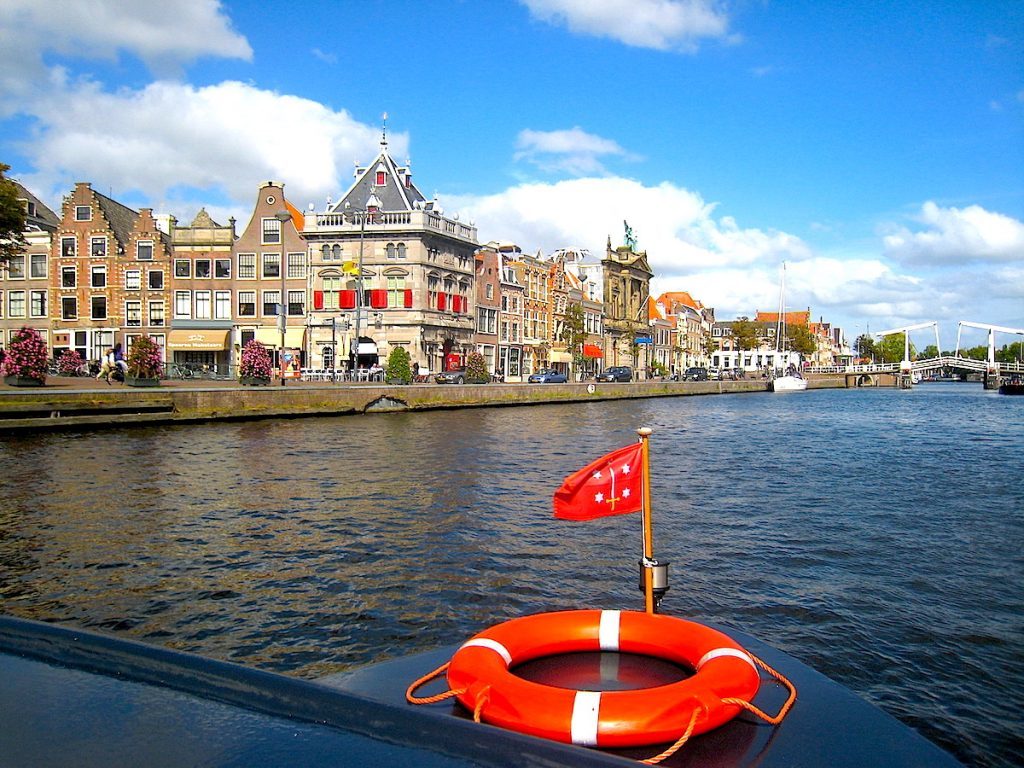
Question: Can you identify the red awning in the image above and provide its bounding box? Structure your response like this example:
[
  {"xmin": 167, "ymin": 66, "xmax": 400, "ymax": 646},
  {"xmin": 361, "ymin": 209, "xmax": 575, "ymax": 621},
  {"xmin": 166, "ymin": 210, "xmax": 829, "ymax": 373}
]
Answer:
[{"xmin": 583, "ymin": 344, "xmax": 603, "ymax": 358}]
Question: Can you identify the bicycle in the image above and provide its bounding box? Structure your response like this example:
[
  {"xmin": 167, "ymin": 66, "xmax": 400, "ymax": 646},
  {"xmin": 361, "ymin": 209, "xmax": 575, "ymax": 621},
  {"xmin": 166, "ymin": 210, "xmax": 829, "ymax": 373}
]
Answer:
[{"xmin": 167, "ymin": 363, "xmax": 194, "ymax": 380}]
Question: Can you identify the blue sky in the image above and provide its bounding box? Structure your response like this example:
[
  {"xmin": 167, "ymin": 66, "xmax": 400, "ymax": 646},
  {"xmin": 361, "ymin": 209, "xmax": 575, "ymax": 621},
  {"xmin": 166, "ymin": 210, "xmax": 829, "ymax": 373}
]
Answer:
[{"xmin": 1, "ymin": 0, "xmax": 1022, "ymax": 349}]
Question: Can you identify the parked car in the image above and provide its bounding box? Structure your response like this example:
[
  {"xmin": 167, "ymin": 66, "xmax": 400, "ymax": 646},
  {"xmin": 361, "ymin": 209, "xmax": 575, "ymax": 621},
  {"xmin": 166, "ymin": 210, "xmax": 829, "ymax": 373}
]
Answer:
[
  {"xmin": 708, "ymin": 366, "xmax": 720, "ymax": 379},
  {"xmin": 527, "ymin": 368, "xmax": 567, "ymax": 384},
  {"xmin": 595, "ymin": 366, "xmax": 633, "ymax": 382},
  {"xmin": 685, "ymin": 367, "xmax": 709, "ymax": 381},
  {"xmin": 435, "ymin": 369, "xmax": 466, "ymax": 384}
]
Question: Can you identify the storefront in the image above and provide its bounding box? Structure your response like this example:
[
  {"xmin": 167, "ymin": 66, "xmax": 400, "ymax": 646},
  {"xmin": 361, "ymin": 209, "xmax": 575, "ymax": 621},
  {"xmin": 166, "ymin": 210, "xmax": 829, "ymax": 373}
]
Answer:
[{"xmin": 167, "ymin": 328, "xmax": 232, "ymax": 374}]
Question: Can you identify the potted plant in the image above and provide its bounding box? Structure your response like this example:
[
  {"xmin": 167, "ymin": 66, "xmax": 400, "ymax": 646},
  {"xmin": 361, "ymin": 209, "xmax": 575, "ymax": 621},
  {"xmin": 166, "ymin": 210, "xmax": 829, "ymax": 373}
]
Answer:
[
  {"xmin": 125, "ymin": 335, "xmax": 163, "ymax": 386},
  {"xmin": 57, "ymin": 348, "xmax": 84, "ymax": 376},
  {"xmin": 465, "ymin": 351, "xmax": 490, "ymax": 384},
  {"xmin": 239, "ymin": 340, "xmax": 272, "ymax": 385},
  {"xmin": 384, "ymin": 346, "xmax": 412, "ymax": 385},
  {"xmin": 1, "ymin": 327, "xmax": 48, "ymax": 386}
]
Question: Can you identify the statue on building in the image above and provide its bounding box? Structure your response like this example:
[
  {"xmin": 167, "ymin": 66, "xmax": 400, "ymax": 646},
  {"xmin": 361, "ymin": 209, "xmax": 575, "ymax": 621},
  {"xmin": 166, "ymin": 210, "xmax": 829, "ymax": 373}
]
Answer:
[{"xmin": 623, "ymin": 220, "xmax": 637, "ymax": 250}]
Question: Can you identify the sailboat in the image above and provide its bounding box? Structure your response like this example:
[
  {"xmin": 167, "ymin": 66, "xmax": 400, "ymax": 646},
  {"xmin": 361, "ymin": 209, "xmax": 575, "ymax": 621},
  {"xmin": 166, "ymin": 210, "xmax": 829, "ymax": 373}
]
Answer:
[{"xmin": 768, "ymin": 263, "xmax": 808, "ymax": 393}]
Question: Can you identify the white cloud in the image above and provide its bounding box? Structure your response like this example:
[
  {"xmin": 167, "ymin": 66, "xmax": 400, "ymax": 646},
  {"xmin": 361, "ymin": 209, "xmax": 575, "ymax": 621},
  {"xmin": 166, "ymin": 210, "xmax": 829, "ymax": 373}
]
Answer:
[
  {"xmin": 0, "ymin": 0, "xmax": 251, "ymax": 111},
  {"xmin": 520, "ymin": 0, "xmax": 733, "ymax": 52},
  {"xmin": 514, "ymin": 127, "xmax": 639, "ymax": 175},
  {"xmin": 883, "ymin": 201, "xmax": 1024, "ymax": 266},
  {"xmin": 17, "ymin": 78, "xmax": 395, "ymax": 216}
]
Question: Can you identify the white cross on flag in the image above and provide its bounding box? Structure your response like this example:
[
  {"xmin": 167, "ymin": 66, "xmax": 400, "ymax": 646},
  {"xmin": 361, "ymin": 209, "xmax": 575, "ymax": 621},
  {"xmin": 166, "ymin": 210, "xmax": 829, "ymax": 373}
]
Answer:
[{"xmin": 553, "ymin": 443, "xmax": 644, "ymax": 521}]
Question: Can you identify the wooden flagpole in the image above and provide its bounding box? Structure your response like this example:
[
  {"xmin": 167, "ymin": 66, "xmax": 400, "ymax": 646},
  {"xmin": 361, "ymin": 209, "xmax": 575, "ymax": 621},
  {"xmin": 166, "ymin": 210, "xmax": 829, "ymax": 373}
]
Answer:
[{"xmin": 637, "ymin": 427, "xmax": 655, "ymax": 613}]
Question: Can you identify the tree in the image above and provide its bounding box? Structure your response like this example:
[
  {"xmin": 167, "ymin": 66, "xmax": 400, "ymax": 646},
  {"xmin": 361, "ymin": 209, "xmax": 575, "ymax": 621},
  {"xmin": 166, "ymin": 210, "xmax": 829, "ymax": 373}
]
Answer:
[
  {"xmin": 385, "ymin": 346, "xmax": 412, "ymax": 384},
  {"xmin": 560, "ymin": 302, "xmax": 587, "ymax": 377},
  {"xmin": 996, "ymin": 341, "xmax": 1023, "ymax": 364},
  {"xmin": 730, "ymin": 319, "xmax": 759, "ymax": 351},
  {"xmin": 855, "ymin": 334, "xmax": 876, "ymax": 360},
  {"xmin": 0, "ymin": 164, "xmax": 27, "ymax": 267},
  {"xmin": 877, "ymin": 333, "xmax": 915, "ymax": 363},
  {"xmin": 920, "ymin": 345, "xmax": 939, "ymax": 360},
  {"xmin": 786, "ymin": 325, "xmax": 816, "ymax": 357}
]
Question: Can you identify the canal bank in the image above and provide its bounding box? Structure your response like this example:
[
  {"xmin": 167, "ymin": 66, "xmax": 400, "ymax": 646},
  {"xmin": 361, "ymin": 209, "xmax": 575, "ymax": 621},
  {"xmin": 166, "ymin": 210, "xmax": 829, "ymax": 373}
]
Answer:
[{"xmin": 0, "ymin": 374, "xmax": 847, "ymax": 432}]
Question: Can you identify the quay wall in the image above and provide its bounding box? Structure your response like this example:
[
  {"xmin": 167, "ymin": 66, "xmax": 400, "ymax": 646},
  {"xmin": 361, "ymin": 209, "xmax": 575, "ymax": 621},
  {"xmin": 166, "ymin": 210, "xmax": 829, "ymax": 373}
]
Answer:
[{"xmin": 0, "ymin": 375, "xmax": 847, "ymax": 433}]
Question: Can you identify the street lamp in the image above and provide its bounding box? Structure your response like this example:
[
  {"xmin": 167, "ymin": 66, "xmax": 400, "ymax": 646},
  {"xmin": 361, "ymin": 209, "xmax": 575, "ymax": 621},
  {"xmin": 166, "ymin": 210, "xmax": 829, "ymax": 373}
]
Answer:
[
  {"xmin": 344, "ymin": 194, "xmax": 381, "ymax": 374},
  {"xmin": 274, "ymin": 210, "xmax": 292, "ymax": 385}
]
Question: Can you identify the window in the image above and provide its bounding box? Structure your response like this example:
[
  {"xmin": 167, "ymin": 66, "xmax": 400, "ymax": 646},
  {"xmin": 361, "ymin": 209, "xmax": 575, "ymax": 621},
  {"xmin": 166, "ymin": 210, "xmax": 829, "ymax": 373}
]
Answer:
[
  {"xmin": 0, "ymin": 291, "xmax": 3, "ymax": 317},
  {"xmin": 149, "ymin": 270, "xmax": 163, "ymax": 290},
  {"xmin": 174, "ymin": 291, "xmax": 191, "ymax": 318},
  {"xmin": 75, "ymin": 205, "xmax": 91, "ymax": 221},
  {"xmin": 91, "ymin": 295, "xmax": 107, "ymax": 320},
  {"xmin": 322, "ymin": 277, "xmax": 341, "ymax": 310},
  {"xmin": 376, "ymin": 171, "xmax": 386, "ymax": 186},
  {"xmin": 387, "ymin": 243, "xmax": 396, "ymax": 259},
  {"xmin": 195, "ymin": 259, "xmax": 211, "ymax": 279},
  {"xmin": 91, "ymin": 237, "xmax": 107, "ymax": 257},
  {"xmin": 62, "ymin": 297, "xmax": 77, "ymax": 320},
  {"xmin": 386, "ymin": 276, "xmax": 406, "ymax": 308},
  {"xmin": 215, "ymin": 291, "xmax": 231, "ymax": 319},
  {"xmin": 332, "ymin": 244, "xmax": 342, "ymax": 260},
  {"xmin": 6, "ymin": 255, "xmax": 25, "ymax": 279},
  {"xmin": 477, "ymin": 307, "xmax": 498, "ymax": 335},
  {"xmin": 397, "ymin": 243, "xmax": 406, "ymax": 259},
  {"xmin": 125, "ymin": 270, "xmax": 141, "ymax": 291},
  {"xmin": 61, "ymin": 237, "xmax": 76, "ymax": 258},
  {"xmin": 287, "ymin": 290, "xmax": 305, "ymax": 316},
  {"xmin": 262, "ymin": 290, "xmax": 280, "ymax": 316},
  {"xmin": 195, "ymin": 290, "xmax": 211, "ymax": 319},
  {"xmin": 91, "ymin": 265, "xmax": 106, "ymax": 288},
  {"xmin": 8, "ymin": 291, "xmax": 25, "ymax": 317},
  {"xmin": 238, "ymin": 290, "xmax": 256, "ymax": 317},
  {"xmin": 287, "ymin": 252, "xmax": 305, "ymax": 279},
  {"xmin": 215, "ymin": 259, "xmax": 231, "ymax": 279},
  {"xmin": 137, "ymin": 241, "xmax": 154, "ymax": 260},
  {"xmin": 262, "ymin": 253, "xmax": 280, "ymax": 278},
  {"xmin": 428, "ymin": 275, "xmax": 440, "ymax": 309},
  {"xmin": 262, "ymin": 218, "xmax": 281, "ymax": 244},
  {"xmin": 238, "ymin": 253, "xmax": 256, "ymax": 279},
  {"xmin": 30, "ymin": 254, "xmax": 46, "ymax": 279},
  {"xmin": 29, "ymin": 290, "xmax": 46, "ymax": 318},
  {"xmin": 149, "ymin": 301, "xmax": 165, "ymax": 327},
  {"xmin": 174, "ymin": 260, "xmax": 191, "ymax": 278},
  {"xmin": 486, "ymin": 284, "xmax": 494, "ymax": 300},
  {"xmin": 322, "ymin": 244, "xmax": 341, "ymax": 262},
  {"xmin": 126, "ymin": 300, "xmax": 141, "ymax": 327}
]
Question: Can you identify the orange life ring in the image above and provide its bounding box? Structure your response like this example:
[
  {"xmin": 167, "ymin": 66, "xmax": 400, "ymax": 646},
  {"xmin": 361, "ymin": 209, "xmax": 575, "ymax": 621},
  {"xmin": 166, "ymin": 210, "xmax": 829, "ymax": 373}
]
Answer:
[{"xmin": 446, "ymin": 609, "xmax": 760, "ymax": 748}]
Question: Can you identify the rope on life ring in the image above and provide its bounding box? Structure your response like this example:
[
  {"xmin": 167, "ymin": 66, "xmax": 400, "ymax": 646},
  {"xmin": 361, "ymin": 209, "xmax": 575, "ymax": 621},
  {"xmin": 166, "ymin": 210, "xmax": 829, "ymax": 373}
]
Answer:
[{"xmin": 406, "ymin": 609, "xmax": 797, "ymax": 762}]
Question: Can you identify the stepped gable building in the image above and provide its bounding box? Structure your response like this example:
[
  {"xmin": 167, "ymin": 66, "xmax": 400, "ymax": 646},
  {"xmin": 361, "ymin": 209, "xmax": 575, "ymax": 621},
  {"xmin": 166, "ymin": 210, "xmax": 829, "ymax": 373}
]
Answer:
[
  {"xmin": 49, "ymin": 182, "xmax": 171, "ymax": 364},
  {"xmin": 656, "ymin": 290, "xmax": 715, "ymax": 373},
  {"xmin": 473, "ymin": 245, "xmax": 503, "ymax": 377},
  {"xmin": 167, "ymin": 208, "xmax": 237, "ymax": 373},
  {"xmin": 509, "ymin": 247, "xmax": 551, "ymax": 374},
  {"xmin": 494, "ymin": 243, "xmax": 526, "ymax": 382},
  {"xmin": 233, "ymin": 182, "xmax": 307, "ymax": 376},
  {"xmin": 601, "ymin": 229, "xmax": 653, "ymax": 374},
  {"xmin": 302, "ymin": 131, "xmax": 478, "ymax": 375},
  {"xmin": 1, "ymin": 180, "xmax": 59, "ymax": 353}
]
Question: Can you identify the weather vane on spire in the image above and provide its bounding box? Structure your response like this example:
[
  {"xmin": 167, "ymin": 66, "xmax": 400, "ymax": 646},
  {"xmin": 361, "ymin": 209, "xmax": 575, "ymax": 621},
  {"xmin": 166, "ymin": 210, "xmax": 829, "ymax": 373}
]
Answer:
[{"xmin": 381, "ymin": 112, "xmax": 388, "ymax": 149}]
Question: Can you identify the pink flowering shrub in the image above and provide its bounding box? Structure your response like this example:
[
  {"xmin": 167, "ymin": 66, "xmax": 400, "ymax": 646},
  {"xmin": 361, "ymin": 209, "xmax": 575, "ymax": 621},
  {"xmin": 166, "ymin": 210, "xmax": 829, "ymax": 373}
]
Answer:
[
  {"xmin": 58, "ymin": 348, "xmax": 85, "ymax": 376},
  {"xmin": 1, "ymin": 327, "xmax": 48, "ymax": 382},
  {"xmin": 239, "ymin": 340, "xmax": 272, "ymax": 379},
  {"xmin": 127, "ymin": 335, "xmax": 163, "ymax": 379}
]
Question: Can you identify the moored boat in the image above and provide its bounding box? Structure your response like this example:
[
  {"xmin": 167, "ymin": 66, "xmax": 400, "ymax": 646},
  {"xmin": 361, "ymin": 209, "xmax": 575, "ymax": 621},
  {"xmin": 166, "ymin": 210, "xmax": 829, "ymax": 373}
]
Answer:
[{"xmin": 998, "ymin": 376, "xmax": 1024, "ymax": 395}]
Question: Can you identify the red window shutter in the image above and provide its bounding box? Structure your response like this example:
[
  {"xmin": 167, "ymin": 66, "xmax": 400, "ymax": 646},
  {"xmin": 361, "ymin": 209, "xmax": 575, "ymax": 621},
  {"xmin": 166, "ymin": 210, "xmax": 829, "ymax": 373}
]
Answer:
[
  {"xmin": 453, "ymin": 295, "xmax": 462, "ymax": 313},
  {"xmin": 340, "ymin": 290, "xmax": 357, "ymax": 309},
  {"xmin": 370, "ymin": 289, "xmax": 387, "ymax": 309},
  {"xmin": 404, "ymin": 288, "xmax": 413, "ymax": 308},
  {"xmin": 313, "ymin": 290, "xmax": 324, "ymax": 310},
  {"xmin": 438, "ymin": 292, "xmax": 447, "ymax": 311}
]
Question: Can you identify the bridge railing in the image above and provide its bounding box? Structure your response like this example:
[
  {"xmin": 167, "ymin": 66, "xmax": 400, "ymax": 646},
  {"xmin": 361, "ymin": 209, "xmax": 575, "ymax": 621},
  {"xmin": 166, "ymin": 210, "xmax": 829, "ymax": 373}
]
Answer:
[{"xmin": 806, "ymin": 357, "xmax": 1022, "ymax": 375}]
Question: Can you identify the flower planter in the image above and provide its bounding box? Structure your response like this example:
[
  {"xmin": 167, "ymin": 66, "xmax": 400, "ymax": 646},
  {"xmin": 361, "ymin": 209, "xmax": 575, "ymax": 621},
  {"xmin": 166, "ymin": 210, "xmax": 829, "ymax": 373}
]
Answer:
[
  {"xmin": 240, "ymin": 376, "xmax": 271, "ymax": 386},
  {"xmin": 125, "ymin": 376, "xmax": 160, "ymax": 387},
  {"xmin": 4, "ymin": 375, "xmax": 45, "ymax": 387}
]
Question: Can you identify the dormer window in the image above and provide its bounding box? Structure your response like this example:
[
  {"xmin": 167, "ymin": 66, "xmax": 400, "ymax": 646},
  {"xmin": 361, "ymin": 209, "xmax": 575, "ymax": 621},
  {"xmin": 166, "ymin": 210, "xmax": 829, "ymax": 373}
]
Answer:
[{"xmin": 376, "ymin": 171, "xmax": 386, "ymax": 186}]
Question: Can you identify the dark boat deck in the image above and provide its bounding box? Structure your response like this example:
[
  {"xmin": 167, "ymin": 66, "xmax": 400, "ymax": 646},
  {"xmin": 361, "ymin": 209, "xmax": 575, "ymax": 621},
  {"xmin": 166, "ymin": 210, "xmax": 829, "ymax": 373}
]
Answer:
[{"xmin": 1, "ymin": 614, "xmax": 961, "ymax": 767}]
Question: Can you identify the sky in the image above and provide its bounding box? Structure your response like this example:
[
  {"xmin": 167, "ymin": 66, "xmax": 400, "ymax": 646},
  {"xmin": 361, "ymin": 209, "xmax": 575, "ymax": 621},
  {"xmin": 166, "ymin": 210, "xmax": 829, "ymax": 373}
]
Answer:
[{"xmin": 1, "ymin": 0, "xmax": 1022, "ymax": 350}]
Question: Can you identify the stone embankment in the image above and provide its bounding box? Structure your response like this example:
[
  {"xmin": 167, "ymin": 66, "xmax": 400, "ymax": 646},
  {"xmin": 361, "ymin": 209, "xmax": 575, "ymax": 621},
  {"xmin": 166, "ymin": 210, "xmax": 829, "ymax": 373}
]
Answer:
[{"xmin": 0, "ymin": 375, "xmax": 847, "ymax": 433}]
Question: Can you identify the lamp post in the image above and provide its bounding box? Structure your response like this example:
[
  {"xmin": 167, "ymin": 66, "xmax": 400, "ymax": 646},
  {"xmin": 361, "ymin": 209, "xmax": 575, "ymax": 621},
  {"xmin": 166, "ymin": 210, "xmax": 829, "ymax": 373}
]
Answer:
[
  {"xmin": 274, "ymin": 210, "xmax": 292, "ymax": 385},
  {"xmin": 344, "ymin": 195, "xmax": 381, "ymax": 374}
]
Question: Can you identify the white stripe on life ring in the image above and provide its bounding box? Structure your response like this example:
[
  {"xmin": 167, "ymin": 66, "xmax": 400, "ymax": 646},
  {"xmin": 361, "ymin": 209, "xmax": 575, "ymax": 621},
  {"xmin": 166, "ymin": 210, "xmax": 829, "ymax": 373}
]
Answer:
[
  {"xmin": 460, "ymin": 638, "xmax": 512, "ymax": 667},
  {"xmin": 696, "ymin": 647, "xmax": 757, "ymax": 674},
  {"xmin": 598, "ymin": 610, "xmax": 621, "ymax": 651},
  {"xmin": 570, "ymin": 690, "xmax": 602, "ymax": 746}
]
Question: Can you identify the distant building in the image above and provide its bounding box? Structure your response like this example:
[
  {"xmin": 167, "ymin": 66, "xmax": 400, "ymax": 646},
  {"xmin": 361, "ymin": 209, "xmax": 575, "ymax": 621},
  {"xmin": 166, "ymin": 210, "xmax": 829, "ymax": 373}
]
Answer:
[{"xmin": 601, "ymin": 234, "xmax": 653, "ymax": 376}]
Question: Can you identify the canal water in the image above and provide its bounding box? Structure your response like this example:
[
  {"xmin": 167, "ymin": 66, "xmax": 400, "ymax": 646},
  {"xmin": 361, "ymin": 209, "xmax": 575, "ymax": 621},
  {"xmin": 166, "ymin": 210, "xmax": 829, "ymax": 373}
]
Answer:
[{"xmin": 0, "ymin": 383, "xmax": 1020, "ymax": 767}]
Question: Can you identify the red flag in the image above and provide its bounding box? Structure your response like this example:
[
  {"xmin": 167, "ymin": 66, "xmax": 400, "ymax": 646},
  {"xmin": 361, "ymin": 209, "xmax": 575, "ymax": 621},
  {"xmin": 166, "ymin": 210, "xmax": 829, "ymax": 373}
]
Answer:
[{"xmin": 553, "ymin": 443, "xmax": 644, "ymax": 521}]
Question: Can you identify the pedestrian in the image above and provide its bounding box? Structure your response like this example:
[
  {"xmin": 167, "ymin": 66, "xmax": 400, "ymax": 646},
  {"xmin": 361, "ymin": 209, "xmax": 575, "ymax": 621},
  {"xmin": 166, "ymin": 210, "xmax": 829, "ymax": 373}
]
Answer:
[
  {"xmin": 112, "ymin": 342, "xmax": 128, "ymax": 378},
  {"xmin": 412, "ymin": 361, "xmax": 420, "ymax": 382},
  {"xmin": 96, "ymin": 348, "xmax": 114, "ymax": 383}
]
